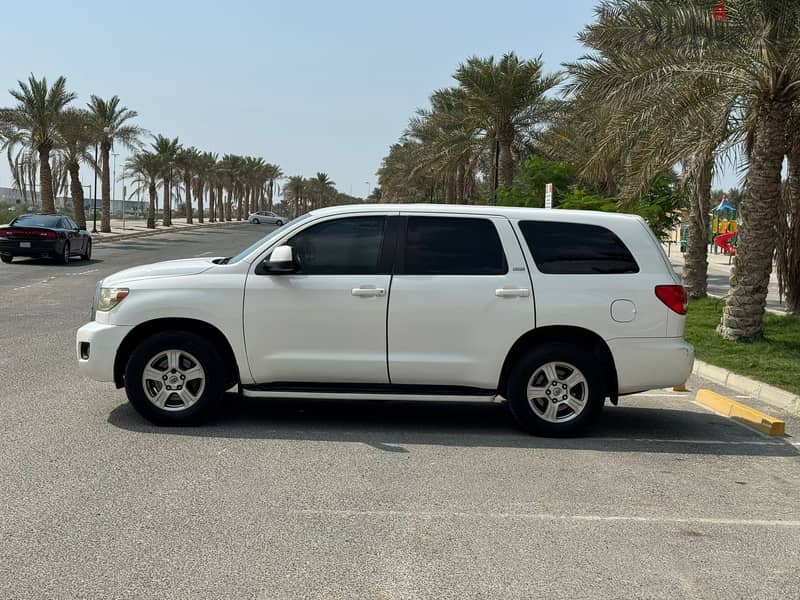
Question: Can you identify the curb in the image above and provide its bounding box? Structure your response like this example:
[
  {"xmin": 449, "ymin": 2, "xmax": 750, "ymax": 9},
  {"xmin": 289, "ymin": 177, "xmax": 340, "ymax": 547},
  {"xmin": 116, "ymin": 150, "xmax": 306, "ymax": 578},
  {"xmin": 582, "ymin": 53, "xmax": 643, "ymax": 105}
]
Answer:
[
  {"xmin": 695, "ymin": 389, "xmax": 786, "ymax": 436},
  {"xmin": 92, "ymin": 221, "xmax": 242, "ymax": 244},
  {"xmin": 693, "ymin": 359, "xmax": 800, "ymax": 416}
]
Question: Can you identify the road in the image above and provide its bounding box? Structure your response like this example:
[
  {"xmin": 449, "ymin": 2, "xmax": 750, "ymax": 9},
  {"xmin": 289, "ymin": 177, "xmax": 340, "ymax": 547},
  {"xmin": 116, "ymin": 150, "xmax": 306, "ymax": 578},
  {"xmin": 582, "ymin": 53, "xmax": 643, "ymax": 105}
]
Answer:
[{"xmin": 1, "ymin": 224, "xmax": 799, "ymax": 599}]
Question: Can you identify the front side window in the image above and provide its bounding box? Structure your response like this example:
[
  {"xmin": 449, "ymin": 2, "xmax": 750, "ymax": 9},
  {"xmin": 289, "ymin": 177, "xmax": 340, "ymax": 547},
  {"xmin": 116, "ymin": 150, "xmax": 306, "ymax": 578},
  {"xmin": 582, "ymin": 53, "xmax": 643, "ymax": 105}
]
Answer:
[
  {"xmin": 288, "ymin": 216, "xmax": 387, "ymax": 275},
  {"xmin": 400, "ymin": 216, "xmax": 507, "ymax": 275},
  {"xmin": 519, "ymin": 221, "xmax": 639, "ymax": 274}
]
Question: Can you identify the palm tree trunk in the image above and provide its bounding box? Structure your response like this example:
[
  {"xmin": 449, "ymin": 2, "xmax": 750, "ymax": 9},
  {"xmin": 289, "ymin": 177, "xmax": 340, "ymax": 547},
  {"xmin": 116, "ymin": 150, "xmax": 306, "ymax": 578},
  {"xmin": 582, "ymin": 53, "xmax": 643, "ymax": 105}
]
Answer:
[
  {"xmin": 100, "ymin": 143, "xmax": 111, "ymax": 232},
  {"xmin": 147, "ymin": 182, "xmax": 157, "ymax": 229},
  {"xmin": 184, "ymin": 174, "xmax": 193, "ymax": 224},
  {"xmin": 682, "ymin": 155, "xmax": 713, "ymax": 299},
  {"xmin": 37, "ymin": 145, "xmax": 56, "ymax": 214},
  {"xmin": 226, "ymin": 189, "xmax": 233, "ymax": 221},
  {"xmin": 719, "ymin": 100, "xmax": 790, "ymax": 340},
  {"xmin": 777, "ymin": 140, "xmax": 800, "ymax": 314},
  {"xmin": 497, "ymin": 125, "xmax": 515, "ymax": 189},
  {"xmin": 163, "ymin": 177, "xmax": 172, "ymax": 226},
  {"xmin": 68, "ymin": 163, "xmax": 86, "ymax": 228},
  {"xmin": 208, "ymin": 186, "xmax": 215, "ymax": 222},
  {"xmin": 268, "ymin": 180, "xmax": 274, "ymax": 211},
  {"xmin": 217, "ymin": 185, "xmax": 224, "ymax": 221},
  {"xmin": 197, "ymin": 182, "xmax": 204, "ymax": 223}
]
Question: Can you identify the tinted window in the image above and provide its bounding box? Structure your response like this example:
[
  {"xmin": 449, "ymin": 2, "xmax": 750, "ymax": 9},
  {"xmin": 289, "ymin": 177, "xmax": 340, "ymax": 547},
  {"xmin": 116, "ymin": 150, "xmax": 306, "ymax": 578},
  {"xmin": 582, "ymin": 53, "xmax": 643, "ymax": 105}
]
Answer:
[
  {"xmin": 288, "ymin": 216, "xmax": 387, "ymax": 275},
  {"xmin": 401, "ymin": 217, "xmax": 507, "ymax": 275},
  {"xmin": 519, "ymin": 221, "xmax": 639, "ymax": 274},
  {"xmin": 12, "ymin": 215, "xmax": 62, "ymax": 228}
]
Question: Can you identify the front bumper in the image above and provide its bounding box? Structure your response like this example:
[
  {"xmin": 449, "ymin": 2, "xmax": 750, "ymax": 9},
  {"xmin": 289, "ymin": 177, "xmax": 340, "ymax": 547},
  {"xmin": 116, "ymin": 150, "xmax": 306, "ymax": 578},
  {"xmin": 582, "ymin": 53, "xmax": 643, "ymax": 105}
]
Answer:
[
  {"xmin": 76, "ymin": 321, "xmax": 134, "ymax": 382},
  {"xmin": 607, "ymin": 337, "xmax": 694, "ymax": 395}
]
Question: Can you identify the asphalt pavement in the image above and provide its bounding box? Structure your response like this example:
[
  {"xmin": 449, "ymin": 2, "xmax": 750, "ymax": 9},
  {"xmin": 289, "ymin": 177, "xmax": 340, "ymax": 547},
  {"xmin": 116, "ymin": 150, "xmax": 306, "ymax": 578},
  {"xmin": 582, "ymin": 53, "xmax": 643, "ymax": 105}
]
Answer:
[{"xmin": 1, "ymin": 224, "xmax": 799, "ymax": 599}]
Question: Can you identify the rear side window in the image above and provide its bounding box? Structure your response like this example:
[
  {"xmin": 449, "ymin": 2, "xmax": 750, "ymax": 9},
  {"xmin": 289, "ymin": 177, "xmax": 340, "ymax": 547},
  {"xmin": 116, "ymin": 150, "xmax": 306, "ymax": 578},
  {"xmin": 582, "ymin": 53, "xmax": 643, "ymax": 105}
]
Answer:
[
  {"xmin": 519, "ymin": 221, "xmax": 639, "ymax": 274},
  {"xmin": 400, "ymin": 216, "xmax": 507, "ymax": 275}
]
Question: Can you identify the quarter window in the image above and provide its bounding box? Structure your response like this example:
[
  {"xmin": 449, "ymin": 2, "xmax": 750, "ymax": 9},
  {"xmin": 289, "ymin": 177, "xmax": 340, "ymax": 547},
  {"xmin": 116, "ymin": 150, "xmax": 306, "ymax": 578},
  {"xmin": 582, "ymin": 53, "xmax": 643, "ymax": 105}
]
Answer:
[
  {"xmin": 287, "ymin": 216, "xmax": 387, "ymax": 275},
  {"xmin": 400, "ymin": 216, "xmax": 507, "ymax": 275},
  {"xmin": 518, "ymin": 221, "xmax": 639, "ymax": 274}
]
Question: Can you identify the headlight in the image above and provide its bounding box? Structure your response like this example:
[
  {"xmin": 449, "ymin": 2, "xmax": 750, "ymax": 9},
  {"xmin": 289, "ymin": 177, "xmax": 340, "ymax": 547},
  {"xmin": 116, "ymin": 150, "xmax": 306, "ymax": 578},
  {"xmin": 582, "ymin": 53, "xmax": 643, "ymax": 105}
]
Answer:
[{"xmin": 97, "ymin": 287, "xmax": 129, "ymax": 312}]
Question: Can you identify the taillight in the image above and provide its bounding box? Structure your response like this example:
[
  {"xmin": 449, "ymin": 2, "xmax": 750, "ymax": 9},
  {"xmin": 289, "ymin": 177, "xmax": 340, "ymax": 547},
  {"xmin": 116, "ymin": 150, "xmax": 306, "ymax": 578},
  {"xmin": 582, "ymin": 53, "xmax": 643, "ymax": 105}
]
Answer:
[
  {"xmin": 655, "ymin": 285, "xmax": 688, "ymax": 315},
  {"xmin": 42, "ymin": 230, "xmax": 56, "ymax": 238}
]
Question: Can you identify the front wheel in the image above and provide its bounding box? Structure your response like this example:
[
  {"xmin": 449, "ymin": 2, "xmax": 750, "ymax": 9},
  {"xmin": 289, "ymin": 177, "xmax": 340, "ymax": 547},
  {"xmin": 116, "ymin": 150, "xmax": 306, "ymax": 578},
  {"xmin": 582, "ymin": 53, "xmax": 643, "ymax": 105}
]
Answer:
[
  {"xmin": 124, "ymin": 331, "xmax": 227, "ymax": 425},
  {"xmin": 0, "ymin": 254, "xmax": 12, "ymax": 264},
  {"xmin": 506, "ymin": 343, "xmax": 605, "ymax": 437},
  {"xmin": 252, "ymin": 218, "xmax": 260, "ymax": 224}
]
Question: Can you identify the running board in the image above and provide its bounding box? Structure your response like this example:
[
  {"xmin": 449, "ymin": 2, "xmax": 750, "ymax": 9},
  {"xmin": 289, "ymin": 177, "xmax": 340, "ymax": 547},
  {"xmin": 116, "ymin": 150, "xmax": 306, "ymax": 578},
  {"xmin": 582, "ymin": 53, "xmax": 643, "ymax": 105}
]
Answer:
[{"xmin": 240, "ymin": 383, "xmax": 500, "ymax": 403}]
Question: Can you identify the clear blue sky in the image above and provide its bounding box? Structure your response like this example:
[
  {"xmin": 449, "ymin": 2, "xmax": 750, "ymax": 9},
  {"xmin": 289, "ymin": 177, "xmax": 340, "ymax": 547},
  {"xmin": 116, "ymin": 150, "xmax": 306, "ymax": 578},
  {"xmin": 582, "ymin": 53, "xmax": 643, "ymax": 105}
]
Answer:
[{"xmin": 0, "ymin": 0, "xmax": 737, "ymax": 198}]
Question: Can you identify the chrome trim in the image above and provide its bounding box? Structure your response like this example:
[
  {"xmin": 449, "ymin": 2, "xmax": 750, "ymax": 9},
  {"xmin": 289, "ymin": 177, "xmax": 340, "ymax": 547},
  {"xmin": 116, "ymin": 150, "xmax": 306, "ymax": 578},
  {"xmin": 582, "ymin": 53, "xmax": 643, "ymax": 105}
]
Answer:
[{"xmin": 240, "ymin": 390, "xmax": 500, "ymax": 403}]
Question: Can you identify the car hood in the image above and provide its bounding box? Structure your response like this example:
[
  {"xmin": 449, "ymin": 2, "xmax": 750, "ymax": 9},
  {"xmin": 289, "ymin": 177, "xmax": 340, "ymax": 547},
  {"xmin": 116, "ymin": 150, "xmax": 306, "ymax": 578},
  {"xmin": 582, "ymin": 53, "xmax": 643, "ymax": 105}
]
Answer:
[{"xmin": 103, "ymin": 257, "xmax": 220, "ymax": 285}]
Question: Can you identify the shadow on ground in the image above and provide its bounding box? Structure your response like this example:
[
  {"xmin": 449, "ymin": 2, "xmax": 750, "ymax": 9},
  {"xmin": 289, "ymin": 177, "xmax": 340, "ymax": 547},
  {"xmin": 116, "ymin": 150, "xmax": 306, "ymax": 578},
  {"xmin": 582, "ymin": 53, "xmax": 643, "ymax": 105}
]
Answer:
[{"xmin": 107, "ymin": 394, "xmax": 798, "ymax": 457}]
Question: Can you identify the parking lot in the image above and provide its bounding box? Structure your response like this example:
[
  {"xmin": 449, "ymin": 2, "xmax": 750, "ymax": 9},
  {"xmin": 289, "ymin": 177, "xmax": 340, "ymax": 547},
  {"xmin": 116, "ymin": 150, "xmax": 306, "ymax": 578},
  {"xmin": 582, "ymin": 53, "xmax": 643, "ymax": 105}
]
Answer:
[{"xmin": 1, "ymin": 224, "xmax": 798, "ymax": 599}]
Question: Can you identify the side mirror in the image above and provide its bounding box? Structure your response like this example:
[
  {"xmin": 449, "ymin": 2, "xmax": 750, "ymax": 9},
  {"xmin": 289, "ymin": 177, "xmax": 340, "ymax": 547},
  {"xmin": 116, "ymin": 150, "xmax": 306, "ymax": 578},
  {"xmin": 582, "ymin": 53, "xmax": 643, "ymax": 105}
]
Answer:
[{"xmin": 259, "ymin": 245, "xmax": 296, "ymax": 274}]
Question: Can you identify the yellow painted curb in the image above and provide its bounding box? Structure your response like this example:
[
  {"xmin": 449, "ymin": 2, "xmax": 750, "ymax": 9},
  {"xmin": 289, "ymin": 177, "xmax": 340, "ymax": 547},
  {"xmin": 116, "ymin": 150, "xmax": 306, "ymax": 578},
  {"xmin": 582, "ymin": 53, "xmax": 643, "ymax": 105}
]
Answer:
[
  {"xmin": 695, "ymin": 389, "xmax": 786, "ymax": 436},
  {"xmin": 673, "ymin": 384, "xmax": 688, "ymax": 392}
]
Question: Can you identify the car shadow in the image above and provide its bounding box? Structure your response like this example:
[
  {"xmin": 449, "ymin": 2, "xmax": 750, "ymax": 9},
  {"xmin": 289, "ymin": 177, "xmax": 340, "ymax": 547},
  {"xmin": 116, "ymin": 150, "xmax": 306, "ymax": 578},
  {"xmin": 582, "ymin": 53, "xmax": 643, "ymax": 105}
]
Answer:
[
  {"xmin": 7, "ymin": 257, "xmax": 104, "ymax": 267},
  {"xmin": 107, "ymin": 395, "xmax": 799, "ymax": 457}
]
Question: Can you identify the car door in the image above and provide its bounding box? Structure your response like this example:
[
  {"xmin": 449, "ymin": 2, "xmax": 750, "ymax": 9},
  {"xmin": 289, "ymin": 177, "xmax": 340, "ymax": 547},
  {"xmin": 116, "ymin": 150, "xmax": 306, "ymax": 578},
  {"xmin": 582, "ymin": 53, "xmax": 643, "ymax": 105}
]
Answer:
[
  {"xmin": 64, "ymin": 218, "xmax": 84, "ymax": 253},
  {"xmin": 243, "ymin": 213, "xmax": 397, "ymax": 384},
  {"xmin": 387, "ymin": 214, "xmax": 535, "ymax": 390}
]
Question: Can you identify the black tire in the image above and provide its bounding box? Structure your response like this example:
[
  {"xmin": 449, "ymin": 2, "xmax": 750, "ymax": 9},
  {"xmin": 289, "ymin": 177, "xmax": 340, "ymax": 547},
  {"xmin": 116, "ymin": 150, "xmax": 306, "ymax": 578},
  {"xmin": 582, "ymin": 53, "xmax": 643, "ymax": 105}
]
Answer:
[
  {"xmin": 0, "ymin": 254, "xmax": 12, "ymax": 264},
  {"xmin": 253, "ymin": 218, "xmax": 260, "ymax": 224},
  {"xmin": 60, "ymin": 242, "xmax": 71, "ymax": 264},
  {"xmin": 506, "ymin": 343, "xmax": 605, "ymax": 437},
  {"xmin": 124, "ymin": 331, "xmax": 227, "ymax": 425},
  {"xmin": 81, "ymin": 239, "xmax": 92, "ymax": 261},
  {"xmin": 275, "ymin": 220, "xmax": 283, "ymax": 226}
]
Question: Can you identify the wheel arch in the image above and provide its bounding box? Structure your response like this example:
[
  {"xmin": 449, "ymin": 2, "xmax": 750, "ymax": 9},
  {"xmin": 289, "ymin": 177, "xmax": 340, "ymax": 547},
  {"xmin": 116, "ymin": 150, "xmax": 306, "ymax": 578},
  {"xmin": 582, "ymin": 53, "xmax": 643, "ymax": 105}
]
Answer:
[
  {"xmin": 498, "ymin": 325, "xmax": 618, "ymax": 403},
  {"xmin": 113, "ymin": 317, "xmax": 240, "ymax": 389}
]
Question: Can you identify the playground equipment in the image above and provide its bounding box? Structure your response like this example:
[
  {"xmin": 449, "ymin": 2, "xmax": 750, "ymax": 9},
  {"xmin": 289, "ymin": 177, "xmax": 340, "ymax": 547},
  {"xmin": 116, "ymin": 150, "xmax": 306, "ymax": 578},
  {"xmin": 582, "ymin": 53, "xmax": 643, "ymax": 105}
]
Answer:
[{"xmin": 710, "ymin": 196, "xmax": 738, "ymax": 255}]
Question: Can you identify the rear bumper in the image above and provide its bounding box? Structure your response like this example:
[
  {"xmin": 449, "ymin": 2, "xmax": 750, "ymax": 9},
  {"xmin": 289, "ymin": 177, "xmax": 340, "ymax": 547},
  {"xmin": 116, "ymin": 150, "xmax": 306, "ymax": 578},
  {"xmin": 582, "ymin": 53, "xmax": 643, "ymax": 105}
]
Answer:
[
  {"xmin": 608, "ymin": 337, "xmax": 694, "ymax": 394},
  {"xmin": 0, "ymin": 239, "xmax": 62, "ymax": 257},
  {"xmin": 76, "ymin": 321, "xmax": 133, "ymax": 383}
]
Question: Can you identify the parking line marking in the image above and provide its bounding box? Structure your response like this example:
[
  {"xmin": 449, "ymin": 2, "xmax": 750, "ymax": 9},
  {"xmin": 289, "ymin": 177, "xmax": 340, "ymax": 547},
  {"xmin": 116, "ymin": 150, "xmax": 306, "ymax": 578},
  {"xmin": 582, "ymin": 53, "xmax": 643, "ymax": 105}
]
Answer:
[
  {"xmin": 593, "ymin": 437, "xmax": 788, "ymax": 446},
  {"xmin": 286, "ymin": 509, "xmax": 800, "ymax": 528}
]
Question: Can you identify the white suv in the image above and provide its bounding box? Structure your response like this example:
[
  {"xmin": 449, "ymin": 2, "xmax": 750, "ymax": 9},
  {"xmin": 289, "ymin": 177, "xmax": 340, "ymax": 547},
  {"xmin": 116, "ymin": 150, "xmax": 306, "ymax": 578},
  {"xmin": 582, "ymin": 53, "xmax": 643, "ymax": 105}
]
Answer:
[{"xmin": 76, "ymin": 204, "xmax": 693, "ymax": 435}]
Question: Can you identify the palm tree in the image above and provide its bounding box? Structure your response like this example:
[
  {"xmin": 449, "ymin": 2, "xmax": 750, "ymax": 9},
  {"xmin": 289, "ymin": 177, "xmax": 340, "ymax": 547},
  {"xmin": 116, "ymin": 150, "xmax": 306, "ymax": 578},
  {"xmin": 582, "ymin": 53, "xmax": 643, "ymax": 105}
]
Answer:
[
  {"xmin": 176, "ymin": 146, "xmax": 201, "ymax": 223},
  {"xmin": 56, "ymin": 108, "xmax": 94, "ymax": 228},
  {"xmin": 285, "ymin": 176, "xmax": 305, "ymax": 218},
  {"xmin": 151, "ymin": 135, "xmax": 181, "ymax": 226},
  {"xmin": 87, "ymin": 95, "xmax": 142, "ymax": 232},
  {"xmin": 311, "ymin": 172, "xmax": 336, "ymax": 209},
  {"xmin": 568, "ymin": 0, "xmax": 800, "ymax": 341},
  {"xmin": 124, "ymin": 152, "xmax": 161, "ymax": 229},
  {"xmin": 454, "ymin": 52, "xmax": 561, "ymax": 190},
  {"xmin": 263, "ymin": 163, "xmax": 283, "ymax": 211},
  {"xmin": 0, "ymin": 75, "xmax": 76, "ymax": 213}
]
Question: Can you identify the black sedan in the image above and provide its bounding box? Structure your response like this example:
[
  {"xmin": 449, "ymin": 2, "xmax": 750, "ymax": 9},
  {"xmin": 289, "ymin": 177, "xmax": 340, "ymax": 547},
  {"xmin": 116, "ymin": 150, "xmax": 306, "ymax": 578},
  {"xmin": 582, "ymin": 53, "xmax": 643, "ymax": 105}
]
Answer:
[{"xmin": 0, "ymin": 214, "xmax": 92, "ymax": 264}]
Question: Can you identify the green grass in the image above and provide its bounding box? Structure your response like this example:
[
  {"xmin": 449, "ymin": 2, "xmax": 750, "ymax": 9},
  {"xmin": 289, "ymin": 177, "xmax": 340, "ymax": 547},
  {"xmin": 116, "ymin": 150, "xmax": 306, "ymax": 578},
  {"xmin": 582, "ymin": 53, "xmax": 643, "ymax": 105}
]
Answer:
[{"xmin": 685, "ymin": 298, "xmax": 800, "ymax": 396}]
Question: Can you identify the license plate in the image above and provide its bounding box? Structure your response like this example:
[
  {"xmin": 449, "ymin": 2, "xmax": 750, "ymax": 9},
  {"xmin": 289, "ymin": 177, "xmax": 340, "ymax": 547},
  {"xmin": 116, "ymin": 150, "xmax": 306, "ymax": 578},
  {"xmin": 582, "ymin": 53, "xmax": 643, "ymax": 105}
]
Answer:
[{"xmin": 19, "ymin": 242, "xmax": 30, "ymax": 248}]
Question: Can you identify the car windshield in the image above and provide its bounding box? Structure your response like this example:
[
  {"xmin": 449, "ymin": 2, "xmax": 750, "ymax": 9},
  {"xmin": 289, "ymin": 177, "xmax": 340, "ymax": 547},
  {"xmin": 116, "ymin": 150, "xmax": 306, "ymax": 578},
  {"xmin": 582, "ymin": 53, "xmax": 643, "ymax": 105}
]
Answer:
[
  {"xmin": 12, "ymin": 215, "xmax": 63, "ymax": 228},
  {"xmin": 227, "ymin": 213, "xmax": 313, "ymax": 264}
]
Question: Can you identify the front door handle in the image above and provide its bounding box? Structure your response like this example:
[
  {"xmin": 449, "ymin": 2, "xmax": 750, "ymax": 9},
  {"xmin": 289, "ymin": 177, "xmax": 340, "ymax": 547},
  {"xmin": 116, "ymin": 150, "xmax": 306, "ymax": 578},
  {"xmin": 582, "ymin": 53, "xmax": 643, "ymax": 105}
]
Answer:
[
  {"xmin": 352, "ymin": 287, "xmax": 386, "ymax": 297},
  {"xmin": 495, "ymin": 288, "xmax": 530, "ymax": 298}
]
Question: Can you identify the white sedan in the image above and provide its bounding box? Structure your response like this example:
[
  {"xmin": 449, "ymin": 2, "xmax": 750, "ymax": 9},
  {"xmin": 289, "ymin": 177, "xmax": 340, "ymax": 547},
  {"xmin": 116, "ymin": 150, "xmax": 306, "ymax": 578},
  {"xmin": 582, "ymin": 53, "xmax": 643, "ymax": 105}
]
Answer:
[{"xmin": 248, "ymin": 211, "xmax": 286, "ymax": 225}]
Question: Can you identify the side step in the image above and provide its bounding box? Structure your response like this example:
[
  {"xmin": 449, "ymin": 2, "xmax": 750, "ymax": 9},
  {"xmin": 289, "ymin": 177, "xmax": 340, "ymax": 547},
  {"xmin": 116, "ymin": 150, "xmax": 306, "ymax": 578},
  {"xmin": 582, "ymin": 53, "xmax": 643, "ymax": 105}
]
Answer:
[{"xmin": 240, "ymin": 382, "xmax": 499, "ymax": 403}]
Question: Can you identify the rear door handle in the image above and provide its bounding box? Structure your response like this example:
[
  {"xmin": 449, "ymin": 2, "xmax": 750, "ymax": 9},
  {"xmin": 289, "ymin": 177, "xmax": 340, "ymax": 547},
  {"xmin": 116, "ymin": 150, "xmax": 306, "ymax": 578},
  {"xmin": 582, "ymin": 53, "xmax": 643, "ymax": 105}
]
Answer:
[
  {"xmin": 495, "ymin": 288, "xmax": 530, "ymax": 298},
  {"xmin": 352, "ymin": 287, "xmax": 386, "ymax": 297}
]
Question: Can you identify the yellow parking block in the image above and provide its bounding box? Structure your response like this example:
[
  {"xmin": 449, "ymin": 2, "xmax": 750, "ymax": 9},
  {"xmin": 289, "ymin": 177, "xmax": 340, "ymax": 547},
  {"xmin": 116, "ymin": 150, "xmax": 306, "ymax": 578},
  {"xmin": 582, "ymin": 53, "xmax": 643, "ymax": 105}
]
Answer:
[{"xmin": 695, "ymin": 389, "xmax": 786, "ymax": 436}]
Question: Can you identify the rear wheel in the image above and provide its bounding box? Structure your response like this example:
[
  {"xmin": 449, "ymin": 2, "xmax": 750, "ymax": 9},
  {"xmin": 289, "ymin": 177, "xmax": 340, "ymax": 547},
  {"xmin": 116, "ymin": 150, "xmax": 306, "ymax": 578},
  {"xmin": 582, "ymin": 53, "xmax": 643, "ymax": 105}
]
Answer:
[
  {"xmin": 0, "ymin": 254, "xmax": 12, "ymax": 264},
  {"xmin": 275, "ymin": 219, "xmax": 283, "ymax": 226},
  {"xmin": 124, "ymin": 331, "xmax": 227, "ymax": 425},
  {"xmin": 60, "ymin": 242, "xmax": 71, "ymax": 264},
  {"xmin": 506, "ymin": 343, "xmax": 605, "ymax": 436},
  {"xmin": 81, "ymin": 239, "xmax": 92, "ymax": 260}
]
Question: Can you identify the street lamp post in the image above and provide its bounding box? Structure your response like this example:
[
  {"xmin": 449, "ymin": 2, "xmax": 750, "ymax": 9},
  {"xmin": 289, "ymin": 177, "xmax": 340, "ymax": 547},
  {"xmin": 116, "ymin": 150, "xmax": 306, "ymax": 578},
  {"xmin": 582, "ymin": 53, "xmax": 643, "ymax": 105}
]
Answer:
[
  {"xmin": 82, "ymin": 185, "xmax": 91, "ymax": 228},
  {"xmin": 112, "ymin": 152, "xmax": 119, "ymax": 228},
  {"xmin": 92, "ymin": 143, "xmax": 98, "ymax": 233}
]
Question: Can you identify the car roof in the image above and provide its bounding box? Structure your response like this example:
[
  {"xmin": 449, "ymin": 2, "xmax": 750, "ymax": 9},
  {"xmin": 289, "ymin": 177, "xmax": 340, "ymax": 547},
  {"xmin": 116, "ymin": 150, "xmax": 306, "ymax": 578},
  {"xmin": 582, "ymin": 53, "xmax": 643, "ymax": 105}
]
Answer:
[{"xmin": 307, "ymin": 203, "xmax": 644, "ymax": 226}]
